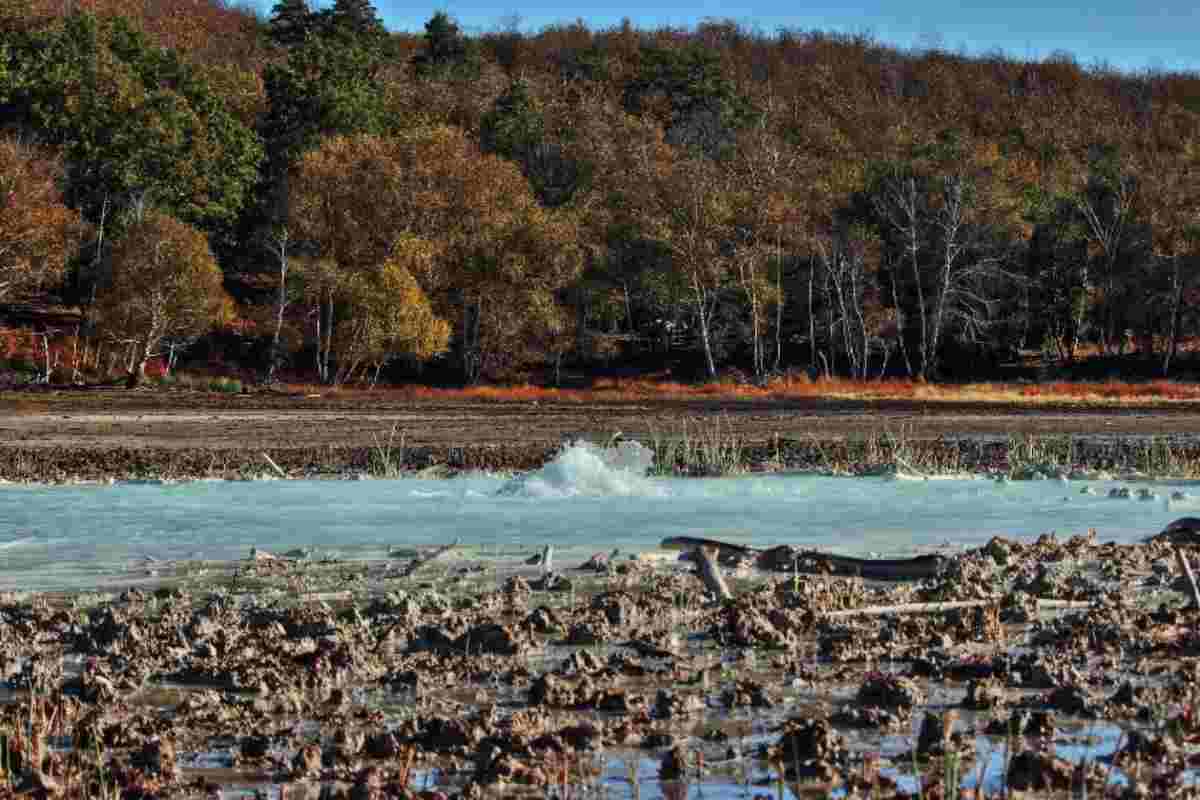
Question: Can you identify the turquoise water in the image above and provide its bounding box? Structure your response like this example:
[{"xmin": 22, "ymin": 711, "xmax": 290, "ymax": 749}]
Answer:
[{"xmin": 0, "ymin": 441, "xmax": 1193, "ymax": 591}]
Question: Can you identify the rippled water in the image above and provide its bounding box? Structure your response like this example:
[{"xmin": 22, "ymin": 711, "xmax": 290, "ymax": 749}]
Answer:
[{"xmin": 1, "ymin": 441, "xmax": 1195, "ymax": 591}]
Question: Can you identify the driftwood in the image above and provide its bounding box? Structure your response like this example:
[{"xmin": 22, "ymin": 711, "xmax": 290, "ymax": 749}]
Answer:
[
  {"xmin": 1176, "ymin": 546, "xmax": 1200, "ymax": 610},
  {"xmin": 821, "ymin": 597, "xmax": 1092, "ymax": 620},
  {"xmin": 693, "ymin": 546, "xmax": 733, "ymax": 601},
  {"xmin": 660, "ymin": 535, "xmax": 946, "ymax": 581},
  {"xmin": 401, "ymin": 539, "xmax": 460, "ymax": 578}
]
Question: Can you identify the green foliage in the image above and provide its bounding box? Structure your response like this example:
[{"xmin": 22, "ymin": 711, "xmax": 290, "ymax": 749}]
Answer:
[
  {"xmin": 479, "ymin": 78, "xmax": 586, "ymax": 207},
  {"xmin": 412, "ymin": 12, "xmax": 480, "ymax": 80},
  {"xmin": 268, "ymin": 0, "xmax": 313, "ymax": 48},
  {"xmin": 321, "ymin": 0, "xmax": 386, "ymax": 42},
  {"xmin": 624, "ymin": 43, "xmax": 757, "ymax": 157},
  {"xmin": 480, "ymin": 78, "xmax": 544, "ymax": 162},
  {"xmin": 262, "ymin": 30, "xmax": 396, "ymax": 166},
  {"xmin": 2, "ymin": 12, "xmax": 262, "ymax": 237}
]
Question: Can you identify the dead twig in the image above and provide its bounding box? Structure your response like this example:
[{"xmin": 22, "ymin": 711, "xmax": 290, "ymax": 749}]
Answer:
[
  {"xmin": 261, "ymin": 452, "xmax": 288, "ymax": 479},
  {"xmin": 821, "ymin": 598, "xmax": 1091, "ymax": 620},
  {"xmin": 1175, "ymin": 546, "xmax": 1200, "ymax": 610}
]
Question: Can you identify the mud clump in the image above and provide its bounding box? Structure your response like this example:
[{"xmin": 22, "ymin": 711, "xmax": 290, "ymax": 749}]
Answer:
[
  {"xmin": 856, "ymin": 672, "xmax": 925, "ymax": 710},
  {"xmin": 2, "ymin": 521, "xmax": 1198, "ymax": 800}
]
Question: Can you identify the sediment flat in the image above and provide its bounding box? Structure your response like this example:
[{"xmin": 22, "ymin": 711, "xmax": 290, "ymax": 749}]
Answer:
[{"xmin": 4, "ymin": 388, "xmax": 1200, "ymax": 451}]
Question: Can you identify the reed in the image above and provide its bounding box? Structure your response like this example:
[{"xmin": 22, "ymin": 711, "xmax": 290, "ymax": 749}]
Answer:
[
  {"xmin": 368, "ymin": 423, "xmax": 407, "ymax": 478},
  {"xmin": 648, "ymin": 416, "xmax": 745, "ymax": 476}
]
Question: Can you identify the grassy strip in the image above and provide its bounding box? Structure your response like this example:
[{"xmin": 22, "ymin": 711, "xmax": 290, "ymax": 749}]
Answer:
[{"xmin": 261, "ymin": 375, "xmax": 1200, "ymax": 405}]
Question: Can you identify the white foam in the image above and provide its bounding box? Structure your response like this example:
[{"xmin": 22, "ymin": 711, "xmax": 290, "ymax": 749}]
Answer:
[
  {"xmin": 0, "ymin": 536, "xmax": 37, "ymax": 550},
  {"xmin": 499, "ymin": 440, "xmax": 664, "ymax": 498}
]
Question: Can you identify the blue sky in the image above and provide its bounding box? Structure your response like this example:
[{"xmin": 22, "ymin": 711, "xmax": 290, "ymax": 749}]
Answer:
[{"xmin": 281, "ymin": 0, "xmax": 1199, "ymax": 74}]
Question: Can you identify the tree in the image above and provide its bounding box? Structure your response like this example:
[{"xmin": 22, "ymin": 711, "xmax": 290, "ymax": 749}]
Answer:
[
  {"xmin": 322, "ymin": 0, "xmax": 386, "ymax": 41},
  {"xmin": 289, "ymin": 129, "xmax": 582, "ymax": 383},
  {"xmin": 647, "ymin": 155, "xmax": 736, "ymax": 380},
  {"xmin": 479, "ymin": 77, "xmax": 587, "ymax": 208},
  {"xmin": 329, "ymin": 254, "xmax": 450, "ymax": 386},
  {"xmin": 623, "ymin": 43, "xmax": 757, "ymax": 158},
  {"xmin": 94, "ymin": 210, "xmax": 230, "ymax": 387},
  {"xmin": 480, "ymin": 78, "xmax": 543, "ymax": 163},
  {"xmin": 1070, "ymin": 145, "xmax": 1145, "ymax": 355},
  {"xmin": 268, "ymin": 0, "xmax": 313, "ymax": 48},
  {"xmin": 0, "ymin": 137, "xmax": 83, "ymax": 303},
  {"xmin": 866, "ymin": 133, "xmax": 1019, "ymax": 380},
  {"xmin": 3, "ymin": 13, "xmax": 262, "ymax": 237},
  {"xmin": 412, "ymin": 12, "xmax": 479, "ymax": 80}
]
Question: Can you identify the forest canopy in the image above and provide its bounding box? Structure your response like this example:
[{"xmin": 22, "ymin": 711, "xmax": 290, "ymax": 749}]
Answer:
[{"xmin": 3, "ymin": 0, "xmax": 1200, "ymax": 386}]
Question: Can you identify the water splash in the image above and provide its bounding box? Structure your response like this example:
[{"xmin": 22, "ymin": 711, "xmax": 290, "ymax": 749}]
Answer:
[{"xmin": 498, "ymin": 440, "xmax": 664, "ymax": 498}]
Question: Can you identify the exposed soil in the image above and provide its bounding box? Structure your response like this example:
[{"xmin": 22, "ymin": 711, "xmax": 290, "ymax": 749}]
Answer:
[
  {"xmin": 4, "ymin": 530, "xmax": 1200, "ymax": 799},
  {"xmin": 4, "ymin": 386, "xmax": 1200, "ymax": 480}
]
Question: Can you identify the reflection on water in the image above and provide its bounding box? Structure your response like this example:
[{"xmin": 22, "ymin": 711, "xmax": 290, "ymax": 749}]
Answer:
[{"xmin": 0, "ymin": 441, "xmax": 1194, "ymax": 591}]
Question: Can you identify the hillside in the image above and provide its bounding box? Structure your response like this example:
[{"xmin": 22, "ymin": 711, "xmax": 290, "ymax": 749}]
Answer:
[{"xmin": 3, "ymin": 1, "xmax": 1200, "ymax": 388}]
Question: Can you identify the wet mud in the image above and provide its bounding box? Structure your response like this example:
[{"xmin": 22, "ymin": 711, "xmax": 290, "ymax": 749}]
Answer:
[{"xmin": 4, "ymin": 530, "xmax": 1200, "ymax": 798}]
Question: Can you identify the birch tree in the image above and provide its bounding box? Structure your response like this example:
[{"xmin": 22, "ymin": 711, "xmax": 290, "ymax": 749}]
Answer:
[
  {"xmin": 869, "ymin": 134, "xmax": 1018, "ymax": 379},
  {"xmin": 647, "ymin": 155, "xmax": 734, "ymax": 380},
  {"xmin": 95, "ymin": 210, "xmax": 230, "ymax": 388}
]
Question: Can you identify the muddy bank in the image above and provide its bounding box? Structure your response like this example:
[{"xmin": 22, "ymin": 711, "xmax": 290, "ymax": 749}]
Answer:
[
  {"xmin": 2, "ymin": 434, "xmax": 1200, "ymax": 482},
  {"xmin": 4, "ymin": 529, "xmax": 1200, "ymax": 799}
]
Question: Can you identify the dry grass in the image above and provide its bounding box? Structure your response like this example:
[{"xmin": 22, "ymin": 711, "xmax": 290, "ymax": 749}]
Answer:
[{"xmin": 267, "ymin": 375, "xmax": 1200, "ymax": 406}]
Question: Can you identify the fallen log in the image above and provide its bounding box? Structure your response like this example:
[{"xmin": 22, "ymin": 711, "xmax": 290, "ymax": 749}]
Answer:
[{"xmin": 660, "ymin": 535, "xmax": 947, "ymax": 581}]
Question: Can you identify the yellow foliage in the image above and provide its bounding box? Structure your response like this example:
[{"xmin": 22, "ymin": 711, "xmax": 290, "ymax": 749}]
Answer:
[{"xmin": 330, "ymin": 258, "xmax": 450, "ymax": 379}]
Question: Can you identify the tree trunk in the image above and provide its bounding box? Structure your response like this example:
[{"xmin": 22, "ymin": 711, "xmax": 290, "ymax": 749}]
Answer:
[
  {"xmin": 1163, "ymin": 256, "xmax": 1184, "ymax": 377},
  {"xmin": 126, "ymin": 339, "xmax": 155, "ymax": 389},
  {"xmin": 773, "ymin": 239, "xmax": 783, "ymax": 374},
  {"xmin": 807, "ymin": 260, "xmax": 816, "ymax": 371},
  {"xmin": 266, "ymin": 233, "xmax": 289, "ymax": 385}
]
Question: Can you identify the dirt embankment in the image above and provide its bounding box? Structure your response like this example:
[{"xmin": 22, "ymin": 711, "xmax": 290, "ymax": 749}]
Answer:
[{"xmin": 4, "ymin": 388, "xmax": 1200, "ymax": 480}]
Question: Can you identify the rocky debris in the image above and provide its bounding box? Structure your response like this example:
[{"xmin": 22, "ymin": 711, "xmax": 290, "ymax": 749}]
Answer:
[
  {"xmin": 658, "ymin": 746, "xmax": 689, "ymax": 781},
  {"xmin": 856, "ymin": 672, "xmax": 925, "ymax": 710},
  {"xmin": 1006, "ymin": 750, "xmax": 1076, "ymax": 792},
  {"xmin": 291, "ymin": 743, "xmax": 322, "ymax": 778},
  {"xmin": 653, "ymin": 689, "xmax": 705, "ymax": 718},
  {"xmin": 719, "ymin": 679, "xmax": 774, "ymax": 708},
  {"xmin": 1044, "ymin": 683, "xmax": 1100, "ymax": 716},
  {"xmin": 963, "ymin": 678, "xmax": 1007, "ymax": 709},
  {"xmin": 985, "ymin": 709, "xmax": 1057, "ymax": 738},
  {"xmin": 765, "ymin": 718, "xmax": 847, "ymax": 765},
  {"xmin": 914, "ymin": 711, "xmax": 972, "ymax": 759}
]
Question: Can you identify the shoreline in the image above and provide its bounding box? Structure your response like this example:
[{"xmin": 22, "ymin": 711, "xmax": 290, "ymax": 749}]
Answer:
[{"xmin": 2, "ymin": 432, "xmax": 1200, "ymax": 483}]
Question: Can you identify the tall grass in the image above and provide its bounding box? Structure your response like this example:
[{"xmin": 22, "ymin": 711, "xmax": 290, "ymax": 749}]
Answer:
[
  {"xmin": 369, "ymin": 424, "xmax": 407, "ymax": 478},
  {"xmin": 648, "ymin": 416, "xmax": 745, "ymax": 476}
]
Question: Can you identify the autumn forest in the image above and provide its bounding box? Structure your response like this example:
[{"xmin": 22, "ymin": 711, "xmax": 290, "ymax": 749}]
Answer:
[{"xmin": 3, "ymin": 0, "xmax": 1200, "ymax": 388}]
